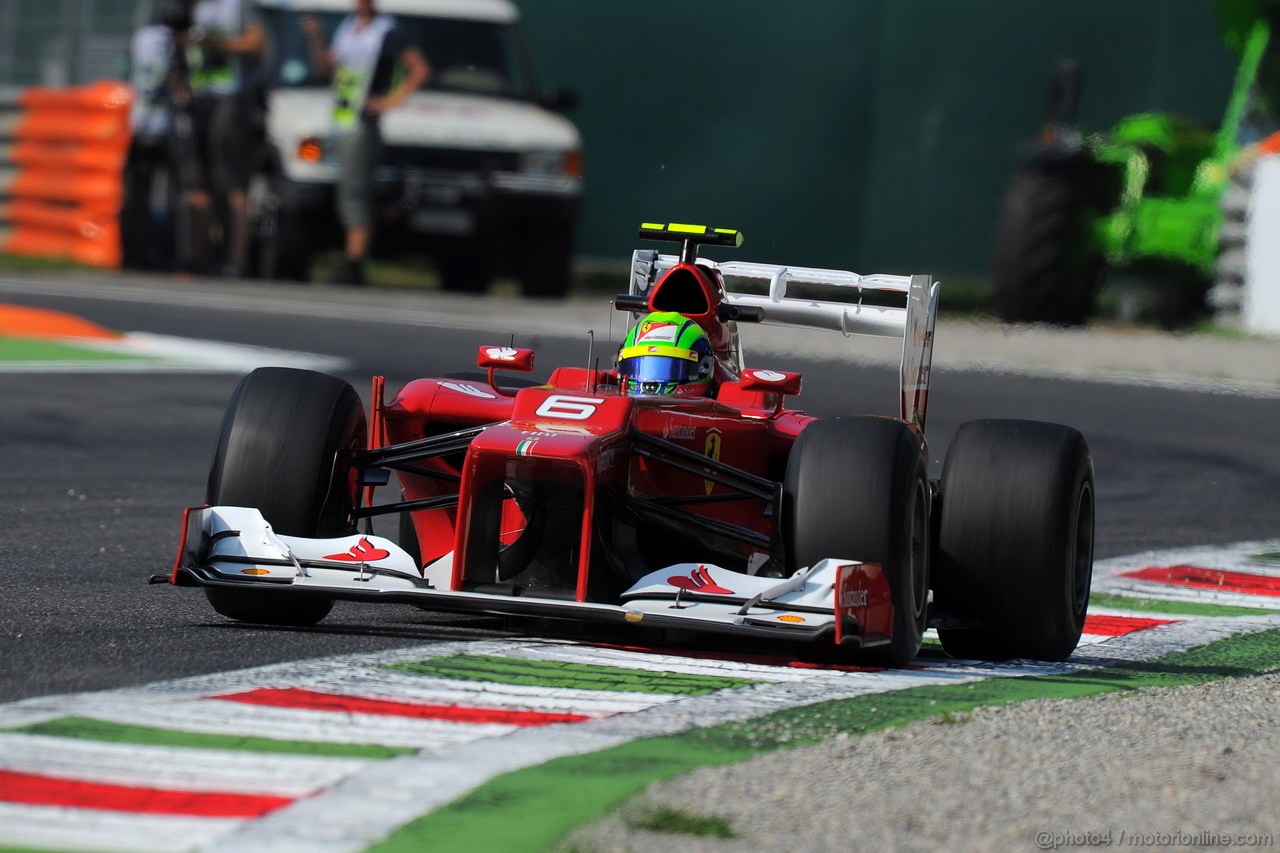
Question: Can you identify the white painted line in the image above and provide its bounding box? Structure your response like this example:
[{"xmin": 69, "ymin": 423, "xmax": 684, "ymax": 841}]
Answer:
[
  {"xmin": 504, "ymin": 640, "xmax": 815, "ymax": 682},
  {"xmin": 0, "ymin": 802, "xmax": 243, "ymax": 853},
  {"xmin": 305, "ymin": 668, "xmax": 679, "ymax": 715},
  {"xmin": 70, "ymin": 699, "xmax": 517, "ymax": 750}
]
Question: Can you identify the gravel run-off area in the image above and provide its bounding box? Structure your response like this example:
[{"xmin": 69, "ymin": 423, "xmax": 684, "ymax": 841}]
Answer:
[{"xmin": 565, "ymin": 671, "xmax": 1280, "ymax": 852}]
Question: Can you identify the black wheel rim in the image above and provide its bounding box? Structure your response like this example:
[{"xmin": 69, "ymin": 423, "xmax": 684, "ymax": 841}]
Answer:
[
  {"xmin": 909, "ymin": 479, "xmax": 929, "ymax": 622},
  {"xmin": 1071, "ymin": 481, "xmax": 1094, "ymax": 616}
]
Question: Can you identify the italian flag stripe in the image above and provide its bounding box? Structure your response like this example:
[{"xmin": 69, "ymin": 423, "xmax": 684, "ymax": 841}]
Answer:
[
  {"xmin": 213, "ymin": 687, "xmax": 591, "ymax": 726},
  {"xmin": 0, "ymin": 769, "xmax": 292, "ymax": 817},
  {"xmin": 386, "ymin": 654, "xmax": 759, "ymax": 694},
  {"xmin": 1121, "ymin": 565, "xmax": 1280, "ymax": 596}
]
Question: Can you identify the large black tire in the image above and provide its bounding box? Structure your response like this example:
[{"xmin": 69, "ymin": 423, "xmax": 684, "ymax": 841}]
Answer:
[
  {"xmin": 204, "ymin": 367, "xmax": 366, "ymax": 626},
  {"xmin": 784, "ymin": 417, "xmax": 930, "ymax": 668},
  {"xmin": 933, "ymin": 419, "xmax": 1094, "ymax": 661},
  {"xmin": 437, "ymin": 239, "xmax": 491, "ymax": 294},
  {"xmin": 993, "ymin": 164, "xmax": 1104, "ymax": 326},
  {"xmin": 517, "ymin": 220, "xmax": 574, "ymax": 299}
]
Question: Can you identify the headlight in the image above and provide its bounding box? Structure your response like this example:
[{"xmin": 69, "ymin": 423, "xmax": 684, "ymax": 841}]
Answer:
[
  {"xmin": 521, "ymin": 149, "xmax": 583, "ymax": 178},
  {"xmin": 297, "ymin": 136, "xmax": 326, "ymax": 163}
]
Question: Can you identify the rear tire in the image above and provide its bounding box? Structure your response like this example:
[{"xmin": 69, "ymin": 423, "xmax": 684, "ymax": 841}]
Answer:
[
  {"xmin": 204, "ymin": 367, "xmax": 366, "ymax": 626},
  {"xmin": 933, "ymin": 419, "xmax": 1094, "ymax": 661},
  {"xmin": 784, "ymin": 417, "xmax": 930, "ymax": 668}
]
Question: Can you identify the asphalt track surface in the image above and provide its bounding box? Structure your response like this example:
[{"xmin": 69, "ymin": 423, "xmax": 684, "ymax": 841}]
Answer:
[{"xmin": 2, "ymin": 272, "xmax": 1279, "ymax": 704}]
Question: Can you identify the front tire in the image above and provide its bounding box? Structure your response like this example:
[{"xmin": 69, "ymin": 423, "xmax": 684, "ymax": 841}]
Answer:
[
  {"xmin": 933, "ymin": 419, "xmax": 1094, "ymax": 661},
  {"xmin": 784, "ymin": 417, "xmax": 930, "ymax": 668},
  {"xmin": 517, "ymin": 220, "xmax": 574, "ymax": 299},
  {"xmin": 204, "ymin": 367, "xmax": 366, "ymax": 626}
]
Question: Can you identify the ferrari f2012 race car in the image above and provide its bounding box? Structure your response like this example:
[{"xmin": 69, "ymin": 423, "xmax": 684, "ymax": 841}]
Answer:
[{"xmin": 164, "ymin": 223, "xmax": 1095, "ymax": 666}]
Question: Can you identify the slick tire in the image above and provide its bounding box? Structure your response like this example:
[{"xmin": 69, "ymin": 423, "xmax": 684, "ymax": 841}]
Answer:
[
  {"xmin": 204, "ymin": 367, "xmax": 367, "ymax": 626},
  {"xmin": 933, "ymin": 419, "xmax": 1095, "ymax": 661},
  {"xmin": 784, "ymin": 417, "xmax": 930, "ymax": 668}
]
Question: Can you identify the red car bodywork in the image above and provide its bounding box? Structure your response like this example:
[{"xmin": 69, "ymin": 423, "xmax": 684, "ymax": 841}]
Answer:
[{"xmin": 374, "ymin": 254, "xmax": 823, "ymax": 605}]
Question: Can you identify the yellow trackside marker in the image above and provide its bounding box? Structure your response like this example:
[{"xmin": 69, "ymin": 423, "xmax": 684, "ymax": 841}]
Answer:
[{"xmin": 667, "ymin": 223, "xmax": 707, "ymax": 235}]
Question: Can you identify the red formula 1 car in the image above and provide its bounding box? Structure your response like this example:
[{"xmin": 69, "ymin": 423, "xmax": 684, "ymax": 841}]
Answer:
[{"xmin": 166, "ymin": 223, "xmax": 1096, "ymax": 665}]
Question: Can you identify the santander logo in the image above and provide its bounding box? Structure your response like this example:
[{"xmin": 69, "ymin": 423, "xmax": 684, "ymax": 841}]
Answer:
[{"xmin": 324, "ymin": 537, "xmax": 391, "ymax": 563}]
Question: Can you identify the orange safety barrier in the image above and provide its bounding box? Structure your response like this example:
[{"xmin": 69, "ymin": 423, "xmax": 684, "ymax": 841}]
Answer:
[{"xmin": 0, "ymin": 81, "xmax": 132, "ymax": 268}]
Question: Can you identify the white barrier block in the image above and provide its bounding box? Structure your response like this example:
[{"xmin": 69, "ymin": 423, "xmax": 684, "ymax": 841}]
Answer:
[{"xmin": 1244, "ymin": 155, "xmax": 1280, "ymax": 335}]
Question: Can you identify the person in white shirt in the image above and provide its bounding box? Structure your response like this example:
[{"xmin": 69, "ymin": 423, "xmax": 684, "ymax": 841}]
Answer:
[{"xmin": 303, "ymin": 0, "xmax": 429, "ymax": 285}]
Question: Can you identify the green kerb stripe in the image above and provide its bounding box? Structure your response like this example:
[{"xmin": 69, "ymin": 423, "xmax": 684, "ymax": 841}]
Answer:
[
  {"xmin": 1090, "ymin": 591, "xmax": 1280, "ymax": 617},
  {"xmin": 371, "ymin": 629, "xmax": 1280, "ymax": 853},
  {"xmin": 0, "ymin": 337, "xmax": 141, "ymax": 362},
  {"xmin": 385, "ymin": 654, "xmax": 759, "ymax": 695},
  {"xmin": 7, "ymin": 716, "xmax": 413, "ymax": 759}
]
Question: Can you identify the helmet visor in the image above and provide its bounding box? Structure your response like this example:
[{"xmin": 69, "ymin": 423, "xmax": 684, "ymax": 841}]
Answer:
[{"xmin": 617, "ymin": 344, "xmax": 699, "ymax": 394}]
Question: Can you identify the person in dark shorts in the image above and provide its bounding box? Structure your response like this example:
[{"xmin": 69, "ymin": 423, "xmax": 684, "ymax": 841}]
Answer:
[
  {"xmin": 122, "ymin": 0, "xmax": 190, "ymax": 270},
  {"xmin": 185, "ymin": 0, "xmax": 264, "ymax": 276},
  {"xmin": 303, "ymin": 0, "xmax": 429, "ymax": 285}
]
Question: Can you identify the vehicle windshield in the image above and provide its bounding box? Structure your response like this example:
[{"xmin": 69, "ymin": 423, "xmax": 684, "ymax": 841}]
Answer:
[{"xmin": 259, "ymin": 9, "xmax": 534, "ymax": 99}]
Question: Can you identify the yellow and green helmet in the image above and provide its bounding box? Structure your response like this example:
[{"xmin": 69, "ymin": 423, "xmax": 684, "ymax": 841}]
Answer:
[{"xmin": 617, "ymin": 312, "xmax": 714, "ymax": 397}]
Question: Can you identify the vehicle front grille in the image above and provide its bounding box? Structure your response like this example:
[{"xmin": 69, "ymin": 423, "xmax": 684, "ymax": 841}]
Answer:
[{"xmin": 380, "ymin": 146, "xmax": 520, "ymax": 173}]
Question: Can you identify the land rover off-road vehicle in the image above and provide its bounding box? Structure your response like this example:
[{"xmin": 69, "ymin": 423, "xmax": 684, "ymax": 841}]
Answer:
[{"xmin": 249, "ymin": 0, "xmax": 582, "ymax": 295}]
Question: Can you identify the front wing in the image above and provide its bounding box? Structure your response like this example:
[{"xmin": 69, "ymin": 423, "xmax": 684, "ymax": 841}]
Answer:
[{"xmin": 169, "ymin": 506, "xmax": 896, "ymax": 647}]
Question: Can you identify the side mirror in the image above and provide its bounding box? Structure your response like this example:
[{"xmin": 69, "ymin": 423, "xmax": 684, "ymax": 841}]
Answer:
[
  {"xmin": 739, "ymin": 368, "xmax": 801, "ymax": 397},
  {"xmin": 477, "ymin": 345, "xmax": 535, "ymax": 372}
]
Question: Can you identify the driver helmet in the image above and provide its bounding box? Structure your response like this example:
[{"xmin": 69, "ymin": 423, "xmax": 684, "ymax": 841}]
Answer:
[{"xmin": 617, "ymin": 312, "xmax": 714, "ymax": 397}]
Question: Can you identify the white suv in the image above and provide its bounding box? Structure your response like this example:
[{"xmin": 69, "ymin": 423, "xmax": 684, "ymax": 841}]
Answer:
[{"xmin": 250, "ymin": 0, "xmax": 582, "ymax": 295}]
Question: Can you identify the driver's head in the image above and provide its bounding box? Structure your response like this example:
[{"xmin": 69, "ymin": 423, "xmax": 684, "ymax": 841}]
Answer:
[{"xmin": 617, "ymin": 312, "xmax": 714, "ymax": 397}]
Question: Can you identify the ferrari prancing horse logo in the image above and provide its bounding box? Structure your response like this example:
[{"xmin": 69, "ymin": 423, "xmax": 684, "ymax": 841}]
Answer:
[{"xmin": 704, "ymin": 429, "xmax": 722, "ymax": 495}]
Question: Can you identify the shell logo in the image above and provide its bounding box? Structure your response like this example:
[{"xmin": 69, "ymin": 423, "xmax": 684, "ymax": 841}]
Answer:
[{"xmin": 777, "ymin": 614, "xmax": 805, "ymax": 623}]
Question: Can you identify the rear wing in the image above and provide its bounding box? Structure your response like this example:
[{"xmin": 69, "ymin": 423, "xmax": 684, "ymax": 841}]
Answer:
[{"xmin": 629, "ymin": 248, "xmax": 940, "ymax": 430}]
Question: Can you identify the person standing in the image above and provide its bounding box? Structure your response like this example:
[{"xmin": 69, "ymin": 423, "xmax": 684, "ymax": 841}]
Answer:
[
  {"xmin": 122, "ymin": 0, "xmax": 189, "ymax": 270},
  {"xmin": 185, "ymin": 0, "xmax": 264, "ymax": 276},
  {"xmin": 303, "ymin": 0, "xmax": 429, "ymax": 285}
]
